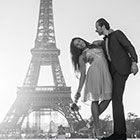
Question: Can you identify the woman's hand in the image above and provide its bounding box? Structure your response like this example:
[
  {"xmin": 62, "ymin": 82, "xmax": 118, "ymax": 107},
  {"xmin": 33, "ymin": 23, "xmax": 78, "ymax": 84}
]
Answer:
[
  {"xmin": 131, "ymin": 62, "xmax": 139, "ymax": 75},
  {"xmin": 74, "ymin": 92, "xmax": 81, "ymax": 103},
  {"xmin": 71, "ymin": 92, "xmax": 81, "ymax": 112}
]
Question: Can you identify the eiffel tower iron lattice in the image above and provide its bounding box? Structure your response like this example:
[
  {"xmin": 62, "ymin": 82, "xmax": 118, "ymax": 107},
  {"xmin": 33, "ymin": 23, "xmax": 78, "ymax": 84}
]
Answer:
[{"xmin": 0, "ymin": 0, "xmax": 86, "ymax": 137}]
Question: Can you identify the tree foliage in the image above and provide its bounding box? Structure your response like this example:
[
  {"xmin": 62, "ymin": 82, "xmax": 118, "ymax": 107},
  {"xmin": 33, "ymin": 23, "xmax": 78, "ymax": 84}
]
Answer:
[{"xmin": 100, "ymin": 112, "xmax": 140, "ymax": 138}]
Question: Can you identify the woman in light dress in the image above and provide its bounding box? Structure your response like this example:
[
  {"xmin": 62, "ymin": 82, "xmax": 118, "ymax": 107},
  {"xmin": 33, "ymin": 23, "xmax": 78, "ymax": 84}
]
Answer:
[{"xmin": 70, "ymin": 37, "xmax": 112, "ymax": 138}]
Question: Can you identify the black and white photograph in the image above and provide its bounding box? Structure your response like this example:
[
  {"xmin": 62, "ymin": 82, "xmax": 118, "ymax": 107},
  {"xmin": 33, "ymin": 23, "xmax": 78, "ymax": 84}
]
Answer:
[{"xmin": 0, "ymin": 0, "xmax": 139, "ymax": 139}]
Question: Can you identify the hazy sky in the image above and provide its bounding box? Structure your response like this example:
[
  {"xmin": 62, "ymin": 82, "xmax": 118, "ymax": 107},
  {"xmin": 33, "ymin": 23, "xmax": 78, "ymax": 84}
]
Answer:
[{"xmin": 0, "ymin": 0, "xmax": 140, "ymax": 122}]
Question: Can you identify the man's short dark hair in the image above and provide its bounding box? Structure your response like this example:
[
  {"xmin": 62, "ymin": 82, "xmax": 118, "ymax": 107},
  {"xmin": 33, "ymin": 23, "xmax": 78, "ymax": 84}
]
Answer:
[{"xmin": 96, "ymin": 18, "xmax": 110, "ymax": 30}]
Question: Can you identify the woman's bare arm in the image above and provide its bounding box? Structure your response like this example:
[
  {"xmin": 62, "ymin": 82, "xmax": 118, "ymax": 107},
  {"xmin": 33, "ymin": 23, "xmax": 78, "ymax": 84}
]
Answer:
[
  {"xmin": 77, "ymin": 55, "xmax": 86, "ymax": 93},
  {"xmin": 92, "ymin": 40, "xmax": 103, "ymax": 46}
]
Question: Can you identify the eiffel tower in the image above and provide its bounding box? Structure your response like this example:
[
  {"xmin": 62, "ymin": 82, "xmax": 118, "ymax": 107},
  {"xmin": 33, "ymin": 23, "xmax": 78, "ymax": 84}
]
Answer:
[{"xmin": 0, "ymin": 0, "xmax": 86, "ymax": 137}]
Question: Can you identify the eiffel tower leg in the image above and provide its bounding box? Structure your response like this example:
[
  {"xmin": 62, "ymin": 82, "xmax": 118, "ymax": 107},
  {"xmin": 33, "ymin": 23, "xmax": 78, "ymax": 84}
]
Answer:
[
  {"xmin": 26, "ymin": 115, "xmax": 29, "ymax": 134},
  {"xmin": 35, "ymin": 111, "xmax": 41, "ymax": 131}
]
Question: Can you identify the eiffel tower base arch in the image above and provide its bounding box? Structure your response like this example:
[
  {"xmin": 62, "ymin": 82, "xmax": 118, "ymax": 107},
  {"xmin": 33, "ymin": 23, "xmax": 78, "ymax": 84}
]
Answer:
[{"xmin": 0, "ymin": 87, "xmax": 87, "ymax": 138}]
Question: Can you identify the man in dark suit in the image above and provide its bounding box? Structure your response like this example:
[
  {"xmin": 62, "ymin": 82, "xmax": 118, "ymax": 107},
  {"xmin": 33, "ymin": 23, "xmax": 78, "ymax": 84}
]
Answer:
[{"xmin": 95, "ymin": 18, "xmax": 138, "ymax": 140}]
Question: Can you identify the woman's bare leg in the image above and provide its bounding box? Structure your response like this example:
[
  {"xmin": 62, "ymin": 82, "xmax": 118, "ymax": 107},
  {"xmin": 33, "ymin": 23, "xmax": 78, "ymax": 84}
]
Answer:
[
  {"xmin": 99, "ymin": 99, "xmax": 111, "ymax": 115},
  {"xmin": 91, "ymin": 101, "xmax": 100, "ymax": 129},
  {"xmin": 89, "ymin": 100, "xmax": 111, "ymax": 126},
  {"xmin": 91, "ymin": 100, "xmax": 109, "ymax": 138}
]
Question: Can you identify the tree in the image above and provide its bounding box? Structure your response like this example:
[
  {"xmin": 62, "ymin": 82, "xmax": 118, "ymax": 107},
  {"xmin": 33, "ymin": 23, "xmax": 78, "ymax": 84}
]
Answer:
[
  {"xmin": 100, "ymin": 115, "xmax": 113, "ymax": 136},
  {"xmin": 126, "ymin": 112, "xmax": 140, "ymax": 138}
]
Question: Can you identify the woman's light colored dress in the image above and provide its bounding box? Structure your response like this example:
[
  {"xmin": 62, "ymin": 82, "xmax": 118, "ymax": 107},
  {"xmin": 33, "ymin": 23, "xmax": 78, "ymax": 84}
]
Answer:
[{"xmin": 81, "ymin": 48, "xmax": 112, "ymax": 102}]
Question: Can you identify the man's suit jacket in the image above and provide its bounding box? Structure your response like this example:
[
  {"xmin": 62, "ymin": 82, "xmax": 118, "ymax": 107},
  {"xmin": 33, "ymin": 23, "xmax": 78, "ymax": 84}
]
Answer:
[{"xmin": 102, "ymin": 30, "xmax": 138, "ymax": 75}]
